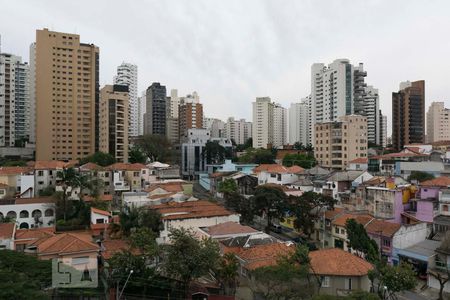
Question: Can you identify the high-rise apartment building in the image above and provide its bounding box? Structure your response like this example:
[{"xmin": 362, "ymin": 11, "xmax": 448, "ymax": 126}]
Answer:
[
  {"xmin": 137, "ymin": 92, "xmax": 146, "ymax": 136},
  {"xmin": 380, "ymin": 112, "xmax": 387, "ymax": 148},
  {"xmin": 166, "ymin": 89, "xmax": 180, "ymax": 144},
  {"xmin": 179, "ymin": 92, "xmax": 203, "ymax": 139},
  {"xmin": 204, "ymin": 118, "xmax": 225, "ymax": 139},
  {"xmin": 310, "ymin": 60, "xmax": 379, "ymax": 146},
  {"xmin": 114, "ymin": 63, "xmax": 138, "ymax": 137},
  {"xmin": 224, "ymin": 117, "xmax": 252, "ymax": 145},
  {"xmin": 144, "ymin": 82, "xmax": 166, "ymax": 136},
  {"xmin": 314, "ymin": 115, "xmax": 368, "ymax": 170},
  {"xmin": 0, "ymin": 52, "xmax": 30, "ymax": 146},
  {"xmin": 29, "ymin": 43, "xmax": 36, "ymax": 143},
  {"xmin": 427, "ymin": 102, "xmax": 450, "ymax": 143},
  {"xmin": 34, "ymin": 29, "xmax": 99, "ymax": 161},
  {"xmin": 392, "ymin": 80, "xmax": 425, "ymax": 150},
  {"xmin": 273, "ymin": 103, "xmax": 287, "ymax": 148},
  {"xmin": 288, "ymin": 98, "xmax": 309, "ymax": 146},
  {"xmin": 99, "ymin": 85, "xmax": 129, "ymax": 162},
  {"xmin": 252, "ymin": 97, "xmax": 274, "ymax": 149}
]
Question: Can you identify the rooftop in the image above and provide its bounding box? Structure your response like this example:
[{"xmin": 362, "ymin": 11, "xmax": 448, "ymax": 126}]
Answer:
[
  {"xmin": 326, "ymin": 170, "xmax": 366, "ymax": 182},
  {"xmin": 365, "ymin": 219, "xmax": 401, "ymax": 237},
  {"xmin": 79, "ymin": 162, "xmax": 104, "ymax": 171},
  {"xmin": 348, "ymin": 157, "xmax": 368, "ymax": 164},
  {"xmin": 91, "ymin": 207, "xmax": 111, "ymax": 217},
  {"xmin": 150, "ymin": 200, "xmax": 236, "ymax": 221},
  {"xmin": 106, "ymin": 163, "xmax": 147, "ymax": 171},
  {"xmin": 28, "ymin": 232, "xmax": 99, "ymax": 256},
  {"xmin": 253, "ymin": 164, "xmax": 304, "ymax": 174},
  {"xmin": 420, "ymin": 176, "xmax": 450, "ymax": 187},
  {"xmin": 309, "ymin": 248, "xmax": 374, "ymax": 276},
  {"xmin": 332, "ymin": 213, "xmax": 374, "ymax": 227},
  {"xmin": 201, "ymin": 221, "xmax": 258, "ymax": 237},
  {"xmin": 0, "ymin": 223, "xmax": 15, "ymax": 239},
  {"xmin": 0, "ymin": 166, "xmax": 32, "ymax": 175}
]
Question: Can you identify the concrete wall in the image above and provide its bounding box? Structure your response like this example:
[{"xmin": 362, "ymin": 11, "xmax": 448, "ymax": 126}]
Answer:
[
  {"xmin": 392, "ymin": 223, "xmax": 429, "ymax": 264},
  {"xmin": 319, "ymin": 275, "xmax": 371, "ymax": 295},
  {"xmin": 0, "ymin": 202, "xmax": 55, "ymax": 228}
]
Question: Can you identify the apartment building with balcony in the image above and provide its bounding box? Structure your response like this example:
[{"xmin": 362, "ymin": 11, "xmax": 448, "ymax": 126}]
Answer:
[
  {"xmin": 314, "ymin": 115, "xmax": 368, "ymax": 170},
  {"xmin": 427, "ymin": 102, "xmax": 450, "ymax": 143},
  {"xmin": 99, "ymin": 85, "xmax": 129, "ymax": 163}
]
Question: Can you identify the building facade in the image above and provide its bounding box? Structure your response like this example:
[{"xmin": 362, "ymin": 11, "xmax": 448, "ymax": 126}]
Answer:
[
  {"xmin": 166, "ymin": 89, "xmax": 180, "ymax": 144},
  {"xmin": 34, "ymin": 28, "xmax": 99, "ymax": 161},
  {"xmin": 273, "ymin": 103, "xmax": 287, "ymax": 148},
  {"xmin": 224, "ymin": 117, "xmax": 252, "ymax": 145},
  {"xmin": 314, "ymin": 115, "xmax": 368, "ymax": 170},
  {"xmin": 427, "ymin": 102, "xmax": 450, "ymax": 143},
  {"xmin": 380, "ymin": 111, "xmax": 387, "ymax": 148},
  {"xmin": 28, "ymin": 43, "xmax": 36, "ymax": 143},
  {"xmin": 179, "ymin": 92, "xmax": 203, "ymax": 140},
  {"xmin": 204, "ymin": 117, "xmax": 225, "ymax": 139},
  {"xmin": 144, "ymin": 82, "xmax": 166, "ymax": 136},
  {"xmin": 392, "ymin": 80, "xmax": 425, "ymax": 151},
  {"xmin": 137, "ymin": 91, "xmax": 146, "ymax": 136},
  {"xmin": 252, "ymin": 97, "xmax": 274, "ymax": 149},
  {"xmin": 99, "ymin": 85, "xmax": 129, "ymax": 162},
  {"xmin": 288, "ymin": 98, "xmax": 309, "ymax": 146},
  {"xmin": 114, "ymin": 63, "xmax": 138, "ymax": 137}
]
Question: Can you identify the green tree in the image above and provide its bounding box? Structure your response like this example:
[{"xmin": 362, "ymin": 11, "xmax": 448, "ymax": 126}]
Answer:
[
  {"xmin": 119, "ymin": 206, "xmax": 163, "ymax": 237},
  {"xmin": 238, "ymin": 148, "xmax": 275, "ymax": 164},
  {"xmin": 164, "ymin": 228, "xmax": 220, "ymax": 298},
  {"xmin": 289, "ymin": 192, "xmax": 336, "ymax": 238},
  {"xmin": 80, "ymin": 152, "xmax": 116, "ymax": 167},
  {"xmin": 0, "ymin": 250, "xmax": 51, "ymax": 299},
  {"xmin": 203, "ymin": 140, "xmax": 231, "ymax": 164},
  {"xmin": 39, "ymin": 186, "xmax": 55, "ymax": 197},
  {"xmin": 129, "ymin": 145, "xmax": 147, "ymax": 164},
  {"xmin": 345, "ymin": 219, "xmax": 379, "ymax": 263},
  {"xmin": 283, "ymin": 153, "xmax": 317, "ymax": 169},
  {"xmin": 134, "ymin": 134, "xmax": 172, "ymax": 163},
  {"xmin": 377, "ymin": 263, "xmax": 417, "ymax": 300},
  {"xmin": 293, "ymin": 142, "xmax": 305, "ymax": 150},
  {"xmin": 215, "ymin": 253, "xmax": 240, "ymax": 296},
  {"xmin": 56, "ymin": 167, "xmax": 79, "ymax": 221},
  {"xmin": 407, "ymin": 171, "xmax": 435, "ymax": 183},
  {"xmin": 235, "ymin": 138, "xmax": 253, "ymax": 152},
  {"xmin": 252, "ymin": 185, "xmax": 288, "ymax": 232},
  {"xmin": 218, "ymin": 178, "xmax": 239, "ymax": 209}
]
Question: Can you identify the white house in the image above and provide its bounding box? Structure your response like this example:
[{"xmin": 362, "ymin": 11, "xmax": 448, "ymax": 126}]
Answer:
[
  {"xmin": 150, "ymin": 200, "xmax": 240, "ymax": 244},
  {"xmin": 254, "ymin": 164, "xmax": 304, "ymax": 186},
  {"xmin": 0, "ymin": 223, "xmax": 15, "ymax": 249},
  {"xmin": 0, "ymin": 197, "xmax": 56, "ymax": 229},
  {"xmin": 347, "ymin": 158, "xmax": 368, "ymax": 171},
  {"xmin": 90, "ymin": 207, "xmax": 111, "ymax": 225}
]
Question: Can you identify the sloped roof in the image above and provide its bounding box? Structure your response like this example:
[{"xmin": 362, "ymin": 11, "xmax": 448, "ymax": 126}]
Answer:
[
  {"xmin": 14, "ymin": 197, "xmax": 55, "ymax": 205},
  {"xmin": 348, "ymin": 157, "xmax": 368, "ymax": 164},
  {"xmin": 365, "ymin": 219, "xmax": 401, "ymax": 237},
  {"xmin": 79, "ymin": 162, "xmax": 104, "ymax": 171},
  {"xmin": 231, "ymin": 242, "xmax": 294, "ymax": 270},
  {"xmin": 324, "ymin": 207, "xmax": 345, "ymax": 219},
  {"xmin": 30, "ymin": 232, "xmax": 99, "ymax": 256},
  {"xmin": 253, "ymin": 164, "xmax": 304, "ymax": 174},
  {"xmin": 106, "ymin": 163, "xmax": 146, "ymax": 171},
  {"xmin": 201, "ymin": 221, "xmax": 258, "ymax": 237},
  {"xmin": 370, "ymin": 152, "xmax": 428, "ymax": 160},
  {"xmin": 305, "ymin": 166, "xmax": 330, "ymax": 176},
  {"xmin": 0, "ymin": 166, "xmax": 32, "ymax": 176},
  {"xmin": 326, "ymin": 170, "xmax": 365, "ymax": 182},
  {"xmin": 309, "ymin": 248, "xmax": 373, "ymax": 276},
  {"xmin": 83, "ymin": 194, "xmax": 113, "ymax": 202},
  {"xmin": 420, "ymin": 176, "xmax": 450, "ymax": 187},
  {"xmin": 15, "ymin": 227, "xmax": 55, "ymax": 241},
  {"xmin": 34, "ymin": 160, "xmax": 77, "ymax": 170},
  {"xmin": 91, "ymin": 207, "xmax": 111, "ymax": 217},
  {"xmin": 0, "ymin": 223, "xmax": 15, "ymax": 239},
  {"xmin": 146, "ymin": 182, "xmax": 186, "ymax": 193},
  {"xmin": 332, "ymin": 213, "xmax": 374, "ymax": 227},
  {"xmin": 151, "ymin": 200, "xmax": 235, "ymax": 221},
  {"xmin": 101, "ymin": 239, "xmax": 136, "ymax": 260}
]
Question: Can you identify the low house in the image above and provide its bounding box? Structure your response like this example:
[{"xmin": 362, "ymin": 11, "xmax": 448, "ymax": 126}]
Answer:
[
  {"xmin": 0, "ymin": 166, "xmax": 33, "ymax": 197},
  {"xmin": 0, "ymin": 197, "xmax": 56, "ymax": 229},
  {"xmin": 395, "ymin": 161, "xmax": 444, "ymax": 180},
  {"xmin": 106, "ymin": 163, "xmax": 147, "ymax": 192},
  {"xmin": 427, "ymin": 232, "xmax": 450, "ymax": 294},
  {"xmin": 198, "ymin": 221, "xmax": 260, "ymax": 240},
  {"xmin": 368, "ymin": 152, "xmax": 429, "ymax": 175},
  {"xmin": 150, "ymin": 200, "xmax": 240, "ymax": 244},
  {"xmin": 14, "ymin": 227, "xmax": 55, "ymax": 251},
  {"xmin": 79, "ymin": 162, "xmax": 111, "ymax": 196},
  {"xmin": 0, "ymin": 223, "xmax": 15, "ymax": 250},
  {"xmin": 254, "ymin": 164, "xmax": 304, "ymax": 186},
  {"xmin": 330, "ymin": 213, "xmax": 374, "ymax": 251},
  {"xmin": 90, "ymin": 207, "xmax": 111, "ymax": 225},
  {"xmin": 347, "ymin": 158, "xmax": 368, "ymax": 171},
  {"xmin": 309, "ymin": 248, "xmax": 374, "ymax": 295},
  {"xmin": 322, "ymin": 170, "xmax": 373, "ymax": 202},
  {"xmin": 33, "ymin": 160, "xmax": 77, "ymax": 195},
  {"xmin": 397, "ymin": 239, "xmax": 441, "ymax": 278}
]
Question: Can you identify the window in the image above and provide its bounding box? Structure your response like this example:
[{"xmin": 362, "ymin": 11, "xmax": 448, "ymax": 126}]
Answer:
[
  {"xmin": 321, "ymin": 276, "xmax": 330, "ymax": 287},
  {"xmin": 341, "ymin": 228, "xmax": 346, "ymax": 235},
  {"xmin": 133, "ymin": 172, "xmax": 139, "ymax": 177},
  {"xmin": 383, "ymin": 239, "xmax": 391, "ymax": 247},
  {"xmin": 347, "ymin": 278, "xmax": 352, "ymax": 290},
  {"xmin": 72, "ymin": 256, "xmax": 89, "ymax": 265},
  {"xmin": 335, "ymin": 227, "xmax": 339, "ymax": 234},
  {"xmin": 96, "ymin": 218, "xmax": 104, "ymax": 224},
  {"xmin": 38, "ymin": 171, "xmax": 44, "ymax": 176},
  {"xmin": 270, "ymin": 173, "xmax": 276, "ymax": 178},
  {"xmin": 0, "ymin": 190, "xmax": 4, "ymax": 195}
]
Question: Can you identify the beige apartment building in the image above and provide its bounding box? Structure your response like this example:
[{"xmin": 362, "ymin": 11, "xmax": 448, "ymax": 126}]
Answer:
[
  {"xmin": 179, "ymin": 96, "xmax": 203, "ymax": 139},
  {"xmin": 314, "ymin": 115, "xmax": 368, "ymax": 170},
  {"xmin": 34, "ymin": 28, "xmax": 99, "ymax": 161},
  {"xmin": 427, "ymin": 102, "xmax": 450, "ymax": 143},
  {"xmin": 99, "ymin": 85, "xmax": 129, "ymax": 163}
]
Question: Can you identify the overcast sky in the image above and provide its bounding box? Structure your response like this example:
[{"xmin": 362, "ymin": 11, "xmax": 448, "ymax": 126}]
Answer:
[{"xmin": 2, "ymin": 0, "xmax": 450, "ymax": 136}]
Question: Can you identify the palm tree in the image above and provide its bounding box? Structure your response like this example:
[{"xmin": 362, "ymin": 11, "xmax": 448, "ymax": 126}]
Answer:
[{"xmin": 216, "ymin": 253, "xmax": 240, "ymax": 295}]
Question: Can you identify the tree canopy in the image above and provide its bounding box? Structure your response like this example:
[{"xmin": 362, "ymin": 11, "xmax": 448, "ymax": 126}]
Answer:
[
  {"xmin": 134, "ymin": 134, "xmax": 172, "ymax": 163},
  {"xmin": 251, "ymin": 185, "xmax": 288, "ymax": 232},
  {"xmin": 203, "ymin": 140, "xmax": 231, "ymax": 164},
  {"xmin": 238, "ymin": 148, "xmax": 275, "ymax": 164},
  {"xmin": 129, "ymin": 145, "xmax": 147, "ymax": 164},
  {"xmin": 79, "ymin": 152, "xmax": 116, "ymax": 167},
  {"xmin": 283, "ymin": 153, "xmax": 317, "ymax": 169},
  {"xmin": 345, "ymin": 218, "xmax": 379, "ymax": 263},
  {"xmin": 407, "ymin": 171, "xmax": 435, "ymax": 183},
  {"xmin": 119, "ymin": 206, "xmax": 163, "ymax": 237}
]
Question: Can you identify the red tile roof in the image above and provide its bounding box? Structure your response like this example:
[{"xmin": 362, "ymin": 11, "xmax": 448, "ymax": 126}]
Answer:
[
  {"xmin": 202, "ymin": 221, "xmax": 258, "ymax": 236},
  {"xmin": 229, "ymin": 243, "xmax": 294, "ymax": 270},
  {"xmin": 309, "ymin": 248, "xmax": 373, "ymax": 276},
  {"xmin": 79, "ymin": 162, "xmax": 104, "ymax": 171},
  {"xmin": 91, "ymin": 207, "xmax": 111, "ymax": 217},
  {"xmin": 0, "ymin": 223, "xmax": 15, "ymax": 239},
  {"xmin": 146, "ymin": 182, "xmax": 186, "ymax": 193},
  {"xmin": 0, "ymin": 183, "xmax": 9, "ymax": 188},
  {"xmin": 324, "ymin": 207, "xmax": 345, "ymax": 219},
  {"xmin": 15, "ymin": 227, "xmax": 55, "ymax": 241},
  {"xmin": 253, "ymin": 164, "xmax": 304, "ymax": 174},
  {"xmin": 370, "ymin": 152, "xmax": 428, "ymax": 160},
  {"xmin": 101, "ymin": 239, "xmax": 137, "ymax": 260},
  {"xmin": 365, "ymin": 219, "xmax": 401, "ymax": 237},
  {"xmin": 151, "ymin": 200, "xmax": 235, "ymax": 221},
  {"xmin": 30, "ymin": 232, "xmax": 99, "ymax": 256},
  {"xmin": 14, "ymin": 197, "xmax": 55, "ymax": 205},
  {"xmin": 420, "ymin": 176, "xmax": 450, "ymax": 187},
  {"xmin": 83, "ymin": 194, "xmax": 113, "ymax": 202},
  {"xmin": 0, "ymin": 166, "xmax": 32, "ymax": 175},
  {"xmin": 332, "ymin": 213, "xmax": 374, "ymax": 227},
  {"xmin": 34, "ymin": 160, "xmax": 77, "ymax": 170},
  {"xmin": 106, "ymin": 163, "xmax": 146, "ymax": 171},
  {"xmin": 348, "ymin": 157, "xmax": 368, "ymax": 164}
]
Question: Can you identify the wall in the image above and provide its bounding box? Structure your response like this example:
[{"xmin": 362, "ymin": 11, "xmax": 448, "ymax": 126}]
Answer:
[
  {"xmin": 0, "ymin": 202, "xmax": 55, "ymax": 228},
  {"xmin": 416, "ymin": 200, "xmax": 436, "ymax": 223},
  {"xmin": 319, "ymin": 275, "xmax": 371, "ymax": 295},
  {"xmin": 392, "ymin": 223, "xmax": 429, "ymax": 264},
  {"xmin": 91, "ymin": 211, "xmax": 109, "ymax": 225}
]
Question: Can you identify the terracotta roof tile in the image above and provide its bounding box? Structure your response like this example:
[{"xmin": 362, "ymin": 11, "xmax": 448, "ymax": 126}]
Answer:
[
  {"xmin": 79, "ymin": 162, "xmax": 104, "ymax": 171},
  {"xmin": 253, "ymin": 164, "xmax": 304, "ymax": 174},
  {"xmin": 151, "ymin": 200, "xmax": 235, "ymax": 221},
  {"xmin": 370, "ymin": 152, "xmax": 428, "ymax": 160},
  {"xmin": 30, "ymin": 232, "xmax": 99, "ymax": 255},
  {"xmin": 84, "ymin": 194, "xmax": 113, "ymax": 202},
  {"xmin": 146, "ymin": 182, "xmax": 186, "ymax": 193},
  {"xmin": 365, "ymin": 219, "xmax": 401, "ymax": 237},
  {"xmin": 0, "ymin": 223, "xmax": 15, "ymax": 239},
  {"xmin": 0, "ymin": 166, "xmax": 33, "ymax": 175},
  {"xmin": 13, "ymin": 197, "xmax": 55, "ymax": 205},
  {"xmin": 332, "ymin": 213, "xmax": 374, "ymax": 227},
  {"xmin": 91, "ymin": 207, "xmax": 111, "ymax": 216},
  {"xmin": 106, "ymin": 163, "xmax": 146, "ymax": 171},
  {"xmin": 309, "ymin": 248, "xmax": 373, "ymax": 276},
  {"xmin": 102, "ymin": 239, "xmax": 138, "ymax": 260},
  {"xmin": 0, "ymin": 183, "xmax": 9, "ymax": 188},
  {"xmin": 420, "ymin": 176, "xmax": 450, "ymax": 187},
  {"xmin": 15, "ymin": 227, "xmax": 55, "ymax": 241},
  {"xmin": 348, "ymin": 157, "xmax": 368, "ymax": 164},
  {"xmin": 34, "ymin": 160, "xmax": 76, "ymax": 170},
  {"xmin": 324, "ymin": 207, "xmax": 345, "ymax": 219},
  {"xmin": 202, "ymin": 221, "xmax": 258, "ymax": 236}
]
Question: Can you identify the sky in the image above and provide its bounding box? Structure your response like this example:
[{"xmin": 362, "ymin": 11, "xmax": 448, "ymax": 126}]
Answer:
[{"xmin": 2, "ymin": 0, "xmax": 450, "ymax": 136}]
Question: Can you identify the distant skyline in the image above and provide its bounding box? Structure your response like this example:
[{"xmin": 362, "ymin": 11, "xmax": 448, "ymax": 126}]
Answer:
[{"xmin": 2, "ymin": 0, "xmax": 450, "ymax": 136}]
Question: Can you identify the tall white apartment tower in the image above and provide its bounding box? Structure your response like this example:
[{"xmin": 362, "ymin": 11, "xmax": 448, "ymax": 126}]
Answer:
[
  {"xmin": 288, "ymin": 98, "xmax": 309, "ymax": 146},
  {"xmin": 273, "ymin": 103, "xmax": 287, "ymax": 148},
  {"xmin": 225, "ymin": 117, "xmax": 252, "ymax": 145},
  {"xmin": 114, "ymin": 63, "xmax": 138, "ymax": 137},
  {"xmin": 380, "ymin": 112, "xmax": 387, "ymax": 148},
  {"xmin": 363, "ymin": 86, "xmax": 380, "ymax": 145},
  {"xmin": 29, "ymin": 43, "xmax": 36, "ymax": 143},
  {"xmin": 252, "ymin": 97, "xmax": 274, "ymax": 149},
  {"xmin": 427, "ymin": 102, "xmax": 450, "ymax": 143},
  {"xmin": 137, "ymin": 91, "xmax": 146, "ymax": 136}
]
